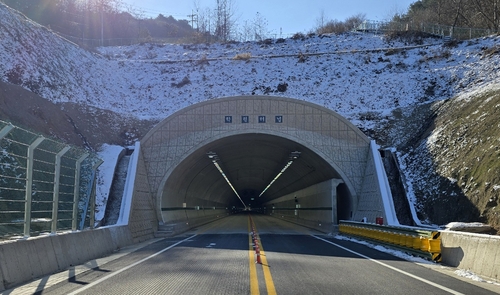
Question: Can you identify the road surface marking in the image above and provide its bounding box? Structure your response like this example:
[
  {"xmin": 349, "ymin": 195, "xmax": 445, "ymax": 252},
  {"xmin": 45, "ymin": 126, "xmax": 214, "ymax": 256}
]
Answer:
[
  {"xmin": 248, "ymin": 221, "xmax": 260, "ymax": 295},
  {"xmin": 313, "ymin": 235, "xmax": 465, "ymax": 295},
  {"xmin": 249, "ymin": 215, "xmax": 277, "ymax": 295},
  {"xmin": 258, "ymin": 240, "xmax": 277, "ymax": 295},
  {"xmin": 67, "ymin": 234, "xmax": 197, "ymax": 295}
]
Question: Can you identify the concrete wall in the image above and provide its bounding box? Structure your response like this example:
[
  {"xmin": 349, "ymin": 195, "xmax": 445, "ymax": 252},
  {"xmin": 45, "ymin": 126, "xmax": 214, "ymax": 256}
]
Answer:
[
  {"xmin": 441, "ymin": 231, "xmax": 500, "ymax": 282},
  {"xmin": 138, "ymin": 96, "xmax": 378, "ymax": 226},
  {"xmin": 0, "ymin": 225, "xmax": 133, "ymax": 291},
  {"xmin": 127, "ymin": 149, "xmax": 158, "ymax": 242},
  {"xmin": 264, "ymin": 179, "xmax": 342, "ymax": 232},
  {"xmin": 353, "ymin": 141, "xmax": 399, "ymax": 225}
]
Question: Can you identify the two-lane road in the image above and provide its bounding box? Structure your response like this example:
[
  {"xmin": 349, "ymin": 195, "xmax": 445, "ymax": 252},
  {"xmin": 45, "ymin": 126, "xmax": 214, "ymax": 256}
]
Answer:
[{"xmin": 6, "ymin": 213, "xmax": 499, "ymax": 294}]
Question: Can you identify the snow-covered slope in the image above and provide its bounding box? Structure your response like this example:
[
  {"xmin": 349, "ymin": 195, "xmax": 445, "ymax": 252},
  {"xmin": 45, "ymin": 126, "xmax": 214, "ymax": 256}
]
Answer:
[
  {"xmin": 1, "ymin": 3, "xmax": 500, "ymax": 229},
  {"xmin": 2, "ymin": 3, "xmax": 500, "ymax": 130}
]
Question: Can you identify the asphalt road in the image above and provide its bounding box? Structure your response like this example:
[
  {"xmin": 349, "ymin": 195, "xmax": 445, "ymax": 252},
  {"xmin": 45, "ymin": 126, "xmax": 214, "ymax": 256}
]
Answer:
[{"xmin": 5, "ymin": 213, "xmax": 499, "ymax": 294}]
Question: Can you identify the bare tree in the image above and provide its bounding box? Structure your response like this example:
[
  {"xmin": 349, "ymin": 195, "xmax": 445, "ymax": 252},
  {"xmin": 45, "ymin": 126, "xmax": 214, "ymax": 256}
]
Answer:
[
  {"xmin": 252, "ymin": 12, "xmax": 269, "ymax": 40},
  {"xmin": 240, "ymin": 20, "xmax": 253, "ymax": 41},
  {"xmin": 472, "ymin": 0, "xmax": 500, "ymax": 32},
  {"xmin": 193, "ymin": 0, "xmax": 236, "ymax": 42},
  {"xmin": 403, "ymin": 0, "xmax": 499, "ymax": 32},
  {"xmin": 316, "ymin": 9, "xmax": 328, "ymax": 30},
  {"xmin": 83, "ymin": 0, "xmax": 121, "ymax": 14},
  {"xmin": 315, "ymin": 13, "xmax": 365, "ymax": 34},
  {"xmin": 214, "ymin": 0, "xmax": 236, "ymax": 41},
  {"xmin": 194, "ymin": 3, "xmax": 215, "ymax": 41},
  {"xmin": 344, "ymin": 13, "xmax": 366, "ymax": 30}
]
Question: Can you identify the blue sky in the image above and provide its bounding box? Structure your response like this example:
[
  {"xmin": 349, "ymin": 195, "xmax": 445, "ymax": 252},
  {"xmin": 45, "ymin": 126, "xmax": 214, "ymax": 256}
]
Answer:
[{"xmin": 122, "ymin": 0, "xmax": 416, "ymax": 35}]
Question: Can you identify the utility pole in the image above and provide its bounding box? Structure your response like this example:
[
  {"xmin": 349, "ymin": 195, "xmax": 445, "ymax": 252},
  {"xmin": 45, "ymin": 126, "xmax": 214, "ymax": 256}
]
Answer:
[{"xmin": 188, "ymin": 10, "xmax": 198, "ymax": 31}]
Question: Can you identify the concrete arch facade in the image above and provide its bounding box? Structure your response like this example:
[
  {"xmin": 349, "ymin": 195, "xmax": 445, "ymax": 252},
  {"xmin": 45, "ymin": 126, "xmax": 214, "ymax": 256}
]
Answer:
[{"xmin": 130, "ymin": 95, "xmax": 390, "ymax": 236}]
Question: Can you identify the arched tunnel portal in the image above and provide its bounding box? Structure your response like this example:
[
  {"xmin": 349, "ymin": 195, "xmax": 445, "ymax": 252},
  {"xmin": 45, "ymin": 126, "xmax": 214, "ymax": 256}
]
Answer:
[{"xmin": 131, "ymin": 96, "xmax": 390, "ymax": 235}]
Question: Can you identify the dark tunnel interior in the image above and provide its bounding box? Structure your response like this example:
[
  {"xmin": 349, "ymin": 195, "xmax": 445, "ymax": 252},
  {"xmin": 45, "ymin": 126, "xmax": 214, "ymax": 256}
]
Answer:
[{"xmin": 162, "ymin": 133, "xmax": 342, "ymax": 209}]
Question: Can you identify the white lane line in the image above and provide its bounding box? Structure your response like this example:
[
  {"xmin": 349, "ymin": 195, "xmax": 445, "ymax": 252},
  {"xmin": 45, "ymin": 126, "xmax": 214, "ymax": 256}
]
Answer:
[
  {"xmin": 312, "ymin": 235, "xmax": 465, "ymax": 295},
  {"xmin": 67, "ymin": 234, "xmax": 197, "ymax": 295}
]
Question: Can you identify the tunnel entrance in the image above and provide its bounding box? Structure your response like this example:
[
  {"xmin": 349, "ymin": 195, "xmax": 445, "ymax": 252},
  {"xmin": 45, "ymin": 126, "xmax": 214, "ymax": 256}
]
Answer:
[
  {"xmin": 337, "ymin": 183, "xmax": 352, "ymax": 222},
  {"xmin": 131, "ymin": 95, "xmax": 392, "ymax": 236},
  {"xmin": 161, "ymin": 133, "xmax": 349, "ymax": 224}
]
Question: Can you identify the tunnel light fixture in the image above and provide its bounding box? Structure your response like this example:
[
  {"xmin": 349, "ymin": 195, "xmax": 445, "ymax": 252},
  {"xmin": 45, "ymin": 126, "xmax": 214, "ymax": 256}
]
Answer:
[
  {"xmin": 207, "ymin": 151, "xmax": 219, "ymax": 162},
  {"xmin": 207, "ymin": 151, "xmax": 247, "ymax": 210},
  {"xmin": 259, "ymin": 151, "xmax": 301, "ymax": 197}
]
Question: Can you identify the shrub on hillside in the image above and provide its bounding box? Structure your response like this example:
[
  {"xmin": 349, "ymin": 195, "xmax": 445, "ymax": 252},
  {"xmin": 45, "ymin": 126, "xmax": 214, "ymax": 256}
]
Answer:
[
  {"xmin": 316, "ymin": 20, "xmax": 348, "ymax": 34},
  {"xmin": 384, "ymin": 30, "xmax": 438, "ymax": 45},
  {"xmin": 232, "ymin": 53, "xmax": 252, "ymax": 60},
  {"xmin": 315, "ymin": 14, "xmax": 365, "ymax": 35},
  {"xmin": 443, "ymin": 39, "xmax": 461, "ymax": 48},
  {"xmin": 171, "ymin": 76, "xmax": 191, "ymax": 88},
  {"xmin": 481, "ymin": 45, "xmax": 500, "ymax": 58},
  {"xmin": 291, "ymin": 32, "xmax": 306, "ymax": 40}
]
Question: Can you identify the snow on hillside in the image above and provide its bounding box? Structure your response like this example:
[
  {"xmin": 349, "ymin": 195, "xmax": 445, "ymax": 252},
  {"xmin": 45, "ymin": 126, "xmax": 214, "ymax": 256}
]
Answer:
[
  {"xmin": 1, "ymin": 2, "xmax": 500, "ymax": 228},
  {"xmin": 1, "ymin": 3, "xmax": 500, "ymax": 134}
]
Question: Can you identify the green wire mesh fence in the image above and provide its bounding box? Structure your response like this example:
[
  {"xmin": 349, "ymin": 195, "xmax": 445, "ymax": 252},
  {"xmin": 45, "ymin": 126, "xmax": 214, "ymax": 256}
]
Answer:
[{"xmin": 0, "ymin": 120, "xmax": 102, "ymax": 239}]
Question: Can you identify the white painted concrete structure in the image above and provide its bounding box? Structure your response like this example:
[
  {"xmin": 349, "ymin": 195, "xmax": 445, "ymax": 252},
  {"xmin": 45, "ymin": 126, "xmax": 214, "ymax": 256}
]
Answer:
[{"xmin": 133, "ymin": 95, "xmax": 396, "ymax": 234}]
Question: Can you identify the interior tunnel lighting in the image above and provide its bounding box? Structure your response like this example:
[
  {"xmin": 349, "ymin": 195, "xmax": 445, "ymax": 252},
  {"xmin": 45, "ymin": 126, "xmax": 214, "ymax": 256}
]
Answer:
[
  {"xmin": 259, "ymin": 151, "xmax": 301, "ymax": 197},
  {"xmin": 207, "ymin": 151, "xmax": 247, "ymax": 210}
]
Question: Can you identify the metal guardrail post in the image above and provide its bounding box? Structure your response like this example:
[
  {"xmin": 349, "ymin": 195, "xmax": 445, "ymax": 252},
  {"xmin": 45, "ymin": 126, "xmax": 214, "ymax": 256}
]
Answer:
[
  {"xmin": 51, "ymin": 146, "xmax": 71, "ymax": 234},
  {"xmin": 72, "ymin": 153, "xmax": 88, "ymax": 231},
  {"xmin": 89, "ymin": 159, "xmax": 103, "ymax": 229},
  {"xmin": 24, "ymin": 136, "xmax": 45, "ymax": 238}
]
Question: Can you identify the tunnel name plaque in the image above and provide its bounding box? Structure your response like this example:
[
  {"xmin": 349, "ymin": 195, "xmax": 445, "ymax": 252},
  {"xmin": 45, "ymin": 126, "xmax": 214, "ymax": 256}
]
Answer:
[{"xmin": 224, "ymin": 115, "xmax": 283, "ymax": 123}]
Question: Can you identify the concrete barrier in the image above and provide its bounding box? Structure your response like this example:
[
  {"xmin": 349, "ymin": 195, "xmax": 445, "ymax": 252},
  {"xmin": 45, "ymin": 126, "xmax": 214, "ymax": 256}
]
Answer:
[
  {"xmin": 441, "ymin": 230, "xmax": 500, "ymax": 282},
  {"xmin": 0, "ymin": 225, "xmax": 133, "ymax": 291},
  {"xmin": 2, "ymin": 220, "xmax": 498, "ymax": 290}
]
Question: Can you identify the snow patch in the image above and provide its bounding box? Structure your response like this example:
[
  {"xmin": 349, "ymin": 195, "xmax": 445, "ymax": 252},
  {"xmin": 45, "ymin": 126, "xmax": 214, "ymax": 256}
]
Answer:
[
  {"xmin": 455, "ymin": 269, "xmax": 500, "ymax": 285},
  {"xmin": 95, "ymin": 144, "xmax": 125, "ymax": 225}
]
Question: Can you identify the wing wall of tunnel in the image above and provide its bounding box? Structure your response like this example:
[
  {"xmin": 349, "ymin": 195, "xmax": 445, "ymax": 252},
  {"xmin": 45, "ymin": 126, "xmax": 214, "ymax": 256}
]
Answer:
[{"xmin": 132, "ymin": 96, "xmax": 388, "ymax": 234}]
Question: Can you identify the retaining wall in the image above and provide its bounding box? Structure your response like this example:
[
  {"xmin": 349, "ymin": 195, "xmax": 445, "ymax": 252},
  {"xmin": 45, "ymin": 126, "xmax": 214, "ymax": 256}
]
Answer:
[
  {"xmin": 441, "ymin": 231, "xmax": 500, "ymax": 282},
  {"xmin": 0, "ymin": 225, "xmax": 133, "ymax": 291}
]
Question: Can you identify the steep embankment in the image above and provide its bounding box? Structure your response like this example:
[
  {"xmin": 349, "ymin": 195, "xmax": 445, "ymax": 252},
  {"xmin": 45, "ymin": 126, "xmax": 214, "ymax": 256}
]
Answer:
[
  {"xmin": 0, "ymin": 4, "xmax": 156, "ymax": 148},
  {"xmin": 3, "ymin": 1, "xmax": 500, "ymax": 126},
  {"xmin": 397, "ymin": 86, "xmax": 500, "ymax": 230},
  {"xmin": 0, "ymin": 81, "xmax": 157, "ymax": 148}
]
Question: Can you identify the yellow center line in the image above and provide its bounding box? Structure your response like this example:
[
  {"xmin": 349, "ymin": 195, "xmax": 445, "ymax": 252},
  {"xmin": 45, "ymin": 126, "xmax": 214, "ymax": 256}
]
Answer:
[
  {"xmin": 248, "ymin": 218, "xmax": 259, "ymax": 295},
  {"xmin": 249, "ymin": 215, "xmax": 277, "ymax": 295},
  {"xmin": 256, "ymin": 237, "xmax": 277, "ymax": 295}
]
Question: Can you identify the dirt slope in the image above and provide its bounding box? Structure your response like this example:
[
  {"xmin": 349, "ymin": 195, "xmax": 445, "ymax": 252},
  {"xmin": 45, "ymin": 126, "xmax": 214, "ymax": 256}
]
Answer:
[{"xmin": 0, "ymin": 81, "xmax": 157, "ymax": 150}]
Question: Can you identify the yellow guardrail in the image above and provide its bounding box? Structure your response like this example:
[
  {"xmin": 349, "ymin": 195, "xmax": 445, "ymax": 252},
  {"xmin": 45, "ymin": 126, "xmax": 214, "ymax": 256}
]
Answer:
[{"xmin": 339, "ymin": 221, "xmax": 441, "ymax": 262}]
